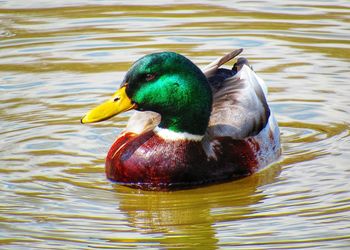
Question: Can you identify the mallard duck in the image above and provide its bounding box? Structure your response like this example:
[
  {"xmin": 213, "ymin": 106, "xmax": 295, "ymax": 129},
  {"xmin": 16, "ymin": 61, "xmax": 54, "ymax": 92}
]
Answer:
[{"xmin": 81, "ymin": 49, "xmax": 281, "ymax": 190}]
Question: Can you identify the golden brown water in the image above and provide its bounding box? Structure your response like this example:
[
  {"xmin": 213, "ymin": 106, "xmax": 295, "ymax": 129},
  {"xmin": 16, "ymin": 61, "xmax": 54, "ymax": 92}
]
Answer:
[{"xmin": 1, "ymin": 1, "xmax": 350, "ymax": 249}]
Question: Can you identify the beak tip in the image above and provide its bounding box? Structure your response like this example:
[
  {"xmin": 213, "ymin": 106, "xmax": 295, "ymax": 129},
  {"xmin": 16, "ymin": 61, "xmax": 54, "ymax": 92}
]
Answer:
[
  {"xmin": 81, "ymin": 117, "xmax": 86, "ymax": 124},
  {"xmin": 80, "ymin": 86, "xmax": 133, "ymax": 125}
]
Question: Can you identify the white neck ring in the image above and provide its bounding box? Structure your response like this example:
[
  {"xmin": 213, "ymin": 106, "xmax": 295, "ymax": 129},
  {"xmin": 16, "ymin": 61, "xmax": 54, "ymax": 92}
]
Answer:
[{"xmin": 154, "ymin": 126, "xmax": 204, "ymax": 141}]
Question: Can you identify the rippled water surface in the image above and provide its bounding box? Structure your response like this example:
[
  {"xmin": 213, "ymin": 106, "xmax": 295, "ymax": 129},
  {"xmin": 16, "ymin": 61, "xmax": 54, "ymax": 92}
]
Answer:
[{"xmin": 1, "ymin": 0, "xmax": 350, "ymax": 249}]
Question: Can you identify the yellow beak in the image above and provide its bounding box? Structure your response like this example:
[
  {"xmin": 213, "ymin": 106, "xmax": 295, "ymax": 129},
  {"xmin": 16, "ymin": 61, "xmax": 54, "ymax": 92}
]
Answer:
[{"xmin": 81, "ymin": 86, "xmax": 136, "ymax": 124}]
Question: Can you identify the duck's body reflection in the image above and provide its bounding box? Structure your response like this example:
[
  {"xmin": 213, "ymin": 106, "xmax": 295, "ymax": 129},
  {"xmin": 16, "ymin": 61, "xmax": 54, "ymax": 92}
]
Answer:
[{"xmin": 113, "ymin": 164, "xmax": 281, "ymax": 248}]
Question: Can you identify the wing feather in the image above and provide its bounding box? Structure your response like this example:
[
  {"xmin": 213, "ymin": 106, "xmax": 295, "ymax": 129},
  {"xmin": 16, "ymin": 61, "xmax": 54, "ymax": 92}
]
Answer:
[
  {"xmin": 203, "ymin": 64, "xmax": 271, "ymax": 159},
  {"xmin": 203, "ymin": 48, "xmax": 243, "ymax": 78}
]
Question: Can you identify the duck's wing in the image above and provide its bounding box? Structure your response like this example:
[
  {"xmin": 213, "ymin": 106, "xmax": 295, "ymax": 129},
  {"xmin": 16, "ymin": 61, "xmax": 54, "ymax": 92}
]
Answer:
[
  {"xmin": 207, "ymin": 65, "xmax": 270, "ymax": 138},
  {"xmin": 202, "ymin": 50, "xmax": 271, "ymax": 159}
]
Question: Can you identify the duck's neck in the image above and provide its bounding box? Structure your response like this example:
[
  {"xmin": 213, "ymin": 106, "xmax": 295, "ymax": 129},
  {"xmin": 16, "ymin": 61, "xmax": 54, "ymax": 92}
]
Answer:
[
  {"xmin": 158, "ymin": 107, "xmax": 210, "ymax": 136},
  {"xmin": 157, "ymin": 76, "xmax": 212, "ymax": 136}
]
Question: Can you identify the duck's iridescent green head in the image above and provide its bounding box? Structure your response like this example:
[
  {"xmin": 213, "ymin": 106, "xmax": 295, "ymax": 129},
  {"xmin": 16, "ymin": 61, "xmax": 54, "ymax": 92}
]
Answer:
[{"xmin": 82, "ymin": 52, "xmax": 212, "ymax": 135}]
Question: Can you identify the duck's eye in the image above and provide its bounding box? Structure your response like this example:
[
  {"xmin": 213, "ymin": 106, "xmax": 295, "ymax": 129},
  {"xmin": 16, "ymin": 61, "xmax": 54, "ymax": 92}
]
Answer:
[{"xmin": 145, "ymin": 73, "xmax": 156, "ymax": 82}]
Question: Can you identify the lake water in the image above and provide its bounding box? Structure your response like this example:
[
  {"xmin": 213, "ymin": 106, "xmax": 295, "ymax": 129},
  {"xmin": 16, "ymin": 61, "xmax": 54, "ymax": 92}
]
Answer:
[{"xmin": 1, "ymin": 0, "xmax": 350, "ymax": 249}]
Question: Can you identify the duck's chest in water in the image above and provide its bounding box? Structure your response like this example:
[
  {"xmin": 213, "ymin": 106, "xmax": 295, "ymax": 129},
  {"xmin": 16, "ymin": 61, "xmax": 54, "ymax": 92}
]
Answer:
[{"xmin": 105, "ymin": 131, "xmax": 261, "ymax": 190}]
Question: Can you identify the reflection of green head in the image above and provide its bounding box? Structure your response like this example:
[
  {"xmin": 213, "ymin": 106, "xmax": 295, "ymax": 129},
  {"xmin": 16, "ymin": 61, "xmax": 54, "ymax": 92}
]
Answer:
[{"xmin": 124, "ymin": 52, "xmax": 212, "ymax": 135}]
